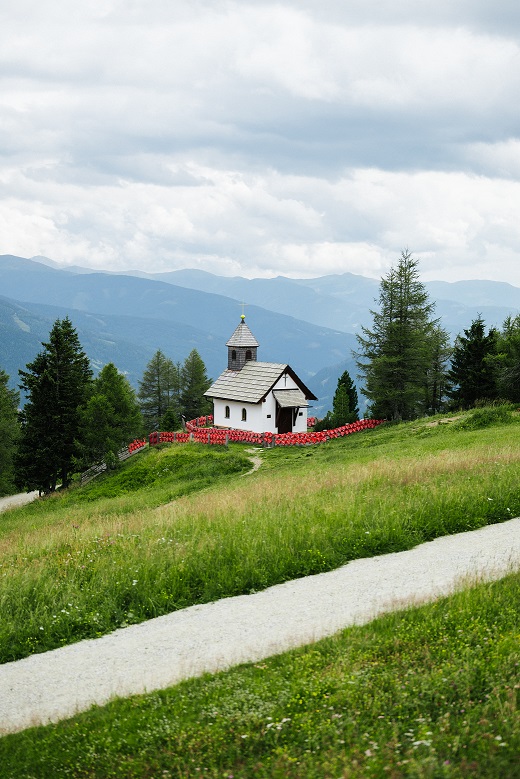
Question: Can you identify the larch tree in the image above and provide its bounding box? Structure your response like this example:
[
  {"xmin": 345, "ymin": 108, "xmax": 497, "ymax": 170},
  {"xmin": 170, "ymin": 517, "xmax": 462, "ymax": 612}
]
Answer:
[
  {"xmin": 17, "ymin": 318, "xmax": 92, "ymax": 492},
  {"xmin": 0, "ymin": 369, "xmax": 20, "ymax": 497},
  {"xmin": 355, "ymin": 250, "xmax": 448, "ymax": 420},
  {"xmin": 138, "ymin": 350, "xmax": 181, "ymax": 432}
]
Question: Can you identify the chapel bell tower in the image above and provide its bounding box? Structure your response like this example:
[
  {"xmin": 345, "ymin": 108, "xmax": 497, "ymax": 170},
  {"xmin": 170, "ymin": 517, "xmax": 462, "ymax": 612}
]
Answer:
[{"xmin": 226, "ymin": 315, "xmax": 259, "ymax": 370}]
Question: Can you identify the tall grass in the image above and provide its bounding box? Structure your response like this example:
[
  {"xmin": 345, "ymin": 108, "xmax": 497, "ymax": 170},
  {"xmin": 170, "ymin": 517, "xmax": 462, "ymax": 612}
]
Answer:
[
  {"xmin": 2, "ymin": 572, "xmax": 519, "ymax": 777},
  {"xmin": 1, "ymin": 412, "xmax": 519, "ymax": 663}
]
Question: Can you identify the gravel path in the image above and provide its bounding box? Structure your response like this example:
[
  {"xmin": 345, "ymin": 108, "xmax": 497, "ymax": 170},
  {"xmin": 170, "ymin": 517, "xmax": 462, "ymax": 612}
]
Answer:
[
  {"xmin": 0, "ymin": 491, "xmax": 39, "ymax": 513},
  {"xmin": 1, "ymin": 517, "xmax": 519, "ymax": 736}
]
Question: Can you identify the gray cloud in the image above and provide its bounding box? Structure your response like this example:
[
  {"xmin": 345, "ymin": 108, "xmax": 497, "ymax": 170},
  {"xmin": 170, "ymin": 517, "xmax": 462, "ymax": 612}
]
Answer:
[{"xmin": 0, "ymin": 1, "xmax": 519, "ymax": 284}]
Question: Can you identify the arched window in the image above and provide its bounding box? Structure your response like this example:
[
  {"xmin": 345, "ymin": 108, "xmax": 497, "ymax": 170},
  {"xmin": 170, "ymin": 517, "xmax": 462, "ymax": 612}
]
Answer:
[
  {"xmin": 245, "ymin": 349, "xmax": 252, "ymax": 360},
  {"xmin": 231, "ymin": 350, "xmax": 237, "ymax": 361},
  {"xmin": 241, "ymin": 408, "xmax": 247, "ymax": 421},
  {"xmin": 225, "ymin": 405, "xmax": 230, "ymax": 419}
]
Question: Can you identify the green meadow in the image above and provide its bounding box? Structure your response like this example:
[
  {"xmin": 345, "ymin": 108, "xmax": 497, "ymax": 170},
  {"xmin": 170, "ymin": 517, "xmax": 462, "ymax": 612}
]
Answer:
[
  {"xmin": 1, "ymin": 405, "xmax": 519, "ymax": 776},
  {"xmin": 2, "ymin": 573, "xmax": 519, "ymax": 778}
]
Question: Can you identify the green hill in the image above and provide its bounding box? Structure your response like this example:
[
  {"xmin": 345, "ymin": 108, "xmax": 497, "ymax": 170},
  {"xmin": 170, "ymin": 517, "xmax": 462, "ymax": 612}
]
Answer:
[{"xmin": 0, "ymin": 409, "xmax": 519, "ymax": 776}]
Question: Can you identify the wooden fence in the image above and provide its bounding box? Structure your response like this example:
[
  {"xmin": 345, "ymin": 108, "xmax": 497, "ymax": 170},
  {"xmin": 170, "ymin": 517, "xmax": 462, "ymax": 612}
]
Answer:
[{"xmin": 80, "ymin": 439, "xmax": 147, "ymax": 485}]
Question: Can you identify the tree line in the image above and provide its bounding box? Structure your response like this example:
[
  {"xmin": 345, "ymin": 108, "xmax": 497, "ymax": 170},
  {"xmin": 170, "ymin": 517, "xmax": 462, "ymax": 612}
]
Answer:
[
  {"xmin": 302, "ymin": 250, "xmax": 519, "ymax": 429},
  {"xmin": 1, "ymin": 253, "xmax": 519, "ymax": 497},
  {"xmin": 355, "ymin": 250, "xmax": 520, "ymax": 420},
  {"xmin": 0, "ymin": 318, "xmax": 211, "ymax": 497}
]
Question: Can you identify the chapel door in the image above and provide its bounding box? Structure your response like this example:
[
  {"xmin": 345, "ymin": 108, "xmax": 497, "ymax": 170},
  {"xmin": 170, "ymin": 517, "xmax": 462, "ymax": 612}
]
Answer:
[{"xmin": 277, "ymin": 407, "xmax": 293, "ymax": 434}]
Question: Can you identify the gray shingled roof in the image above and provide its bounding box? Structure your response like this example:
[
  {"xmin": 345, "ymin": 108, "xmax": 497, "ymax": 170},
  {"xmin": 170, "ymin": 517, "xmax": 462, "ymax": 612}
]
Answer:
[
  {"xmin": 225, "ymin": 320, "xmax": 260, "ymax": 348},
  {"xmin": 205, "ymin": 362, "xmax": 287, "ymax": 403},
  {"xmin": 272, "ymin": 389, "xmax": 309, "ymax": 408}
]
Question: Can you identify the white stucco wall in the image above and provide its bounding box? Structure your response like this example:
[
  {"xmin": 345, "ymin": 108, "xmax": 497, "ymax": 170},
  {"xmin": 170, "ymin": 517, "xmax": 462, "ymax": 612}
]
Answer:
[
  {"xmin": 212, "ymin": 398, "xmax": 267, "ymax": 432},
  {"xmin": 210, "ymin": 371, "xmax": 311, "ymax": 434}
]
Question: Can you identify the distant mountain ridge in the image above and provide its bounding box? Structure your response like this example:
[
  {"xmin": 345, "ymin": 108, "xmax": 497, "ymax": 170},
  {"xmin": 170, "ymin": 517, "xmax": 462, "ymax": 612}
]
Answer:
[
  {"xmin": 28, "ymin": 256, "xmax": 520, "ymax": 336},
  {"xmin": 2, "ymin": 254, "xmax": 519, "ymax": 414},
  {"xmin": 0, "ymin": 255, "xmax": 359, "ymax": 413}
]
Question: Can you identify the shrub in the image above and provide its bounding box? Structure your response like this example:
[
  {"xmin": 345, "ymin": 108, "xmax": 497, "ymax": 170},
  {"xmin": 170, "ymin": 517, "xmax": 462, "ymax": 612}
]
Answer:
[{"xmin": 455, "ymin": 404, "xmax": 515, "ymax": 430}]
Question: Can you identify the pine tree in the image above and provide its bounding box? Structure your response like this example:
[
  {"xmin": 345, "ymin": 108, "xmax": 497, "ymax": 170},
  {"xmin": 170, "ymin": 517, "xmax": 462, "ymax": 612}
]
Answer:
[
  {"xmin": 494, "ymin": 314, "xmax": 520, "ymax": 403},
  {"xmin": 180, "ymin": 349, "xmax": 212, "ymax": 421},
  {"xmin": 356, "ymin": 251, "xmax": 447, "ymax": 420},
  {"xmin": 138, "ymin": 351, "xmax": 181, "ymax": 432},
  {"xmin": 423, "ymin": 325, "xmax": 452, "ymax": 415},
  {"xmin": 159, "ymin": 404, "xmax": 181, "ymax": 433},
  {"xmin": 17, "ymin": 318, "xmax": 92, "ymax": 492},
  {"xmin": 331, "ymin": 385, "xmax": 350, "ymax": 427},
  {"xmin": 447, "ymin": 316, "xmax": 498, "ymax": 409},
  {"xmin": 0, "ymin": 369, "xmax": 20, "ymax": 497},
  {"xmin": 332, "ymin": 370, "xmax": 359, "ymax": 425},
  {"xmin": 77, "ymin": 363, "xmax": 143, "ymax": 468}
]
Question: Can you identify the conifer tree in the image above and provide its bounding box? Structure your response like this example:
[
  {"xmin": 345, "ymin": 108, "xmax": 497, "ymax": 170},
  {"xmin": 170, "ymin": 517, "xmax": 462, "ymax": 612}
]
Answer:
[
  {"xmin": 138, "ymin": 350, "xmax": 180, "ymax": 432},
  {"xmin": 423, "ymin": 325, "xmax": 452, "ymax": 415},
  {"xmin": 447, "ymin": 316, "xmax": 498, "ymax": 409},
  {"xmin": 0, "ymin": 369, "xmax": 20, "ymax": 497},
  {"xmin": 494, "ymin": 314, "xmax": 520, "ymax": 403},
  {"xmin": 331, "ymin": 384, "xmax": 350, "ymax": 427},
  {"xmin": 314, "ymin": 369, "xmax": 359, "ymax": 430},
  {"xmin": 77, "ymin": 363, "xmax": 142, "ymax": 468},
  {"xmin": 356, "ymin": 251, "xmax": 447, "ymax": 420},
  {"xmin": 17, "ymin": 318, "xmax": 92, "ymax": 492},
  {"xmin": 332, "ymin": 369, "xmax": 359, "ymax": 425},
  {"xmin": 180, "ymin": 349, "xmax": 212, "ymax": 421}
]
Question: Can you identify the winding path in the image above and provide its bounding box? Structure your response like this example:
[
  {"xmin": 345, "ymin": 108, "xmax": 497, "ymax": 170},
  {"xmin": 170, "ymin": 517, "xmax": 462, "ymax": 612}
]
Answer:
[
  {"xmin": 0, "ymin": 491, "xmax": 39, "ymax": 513},
  {"xmin": 1, "ymin": 516, "xmax": 519, "ymax": 736},
  {"xmin": 241, "ymin": 447, "xmax": 263, "ymax": 476}
]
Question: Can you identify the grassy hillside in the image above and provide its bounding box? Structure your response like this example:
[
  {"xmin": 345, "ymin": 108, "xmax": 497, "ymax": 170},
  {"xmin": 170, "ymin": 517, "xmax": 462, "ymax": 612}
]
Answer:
[
  {"xmin": 2, "ymin": 573, "xmax": 519, "ymax": 777},
  {"xmin": 1, "ymin": 407, "xmax": 520, "ymax": 776},
  {"xmin": 1, "ymin": 406, "xmax": 519, "ymax": 665}
]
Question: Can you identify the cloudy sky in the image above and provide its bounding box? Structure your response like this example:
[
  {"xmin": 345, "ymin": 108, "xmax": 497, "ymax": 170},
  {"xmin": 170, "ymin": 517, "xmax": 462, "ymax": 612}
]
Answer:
[{"xmin": 1, "ymin": 0, "xmax": 520, "ymax": 284}]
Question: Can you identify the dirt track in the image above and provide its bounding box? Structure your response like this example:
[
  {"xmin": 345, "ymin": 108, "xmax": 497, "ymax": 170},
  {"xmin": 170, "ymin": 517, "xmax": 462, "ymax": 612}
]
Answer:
[
  {"xmin": 0, "ymin": 516, "xmax": 519, "ymax": 736},
  {"xmin": 0, "ymin": 491, "xmax": 39, "ymax": 513}
]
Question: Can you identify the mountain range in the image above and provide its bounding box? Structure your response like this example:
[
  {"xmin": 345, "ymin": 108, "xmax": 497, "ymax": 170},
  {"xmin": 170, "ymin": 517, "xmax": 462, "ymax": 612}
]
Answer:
[{"xmin": 1, "ymin": 254, "xmax": 519, "ymax": 415}]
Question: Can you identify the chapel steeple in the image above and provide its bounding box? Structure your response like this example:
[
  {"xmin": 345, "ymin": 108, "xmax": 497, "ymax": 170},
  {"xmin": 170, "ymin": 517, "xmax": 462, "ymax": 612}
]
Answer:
[{"xmin": 226, "ymin": 315, "xmax": 259, "ymax": 370}]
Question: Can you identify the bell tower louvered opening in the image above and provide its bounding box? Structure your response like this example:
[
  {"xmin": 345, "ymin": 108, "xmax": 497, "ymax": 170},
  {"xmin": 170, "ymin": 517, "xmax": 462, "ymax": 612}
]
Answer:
[{"xmin": 226, "ymin": 315, "xmax": 259, "ymax": 371}]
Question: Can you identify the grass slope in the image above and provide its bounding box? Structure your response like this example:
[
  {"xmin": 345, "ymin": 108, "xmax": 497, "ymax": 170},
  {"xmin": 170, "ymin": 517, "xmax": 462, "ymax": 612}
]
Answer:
[
  {"xmin": 1, "ymin": 573, "xmax": 519, "ymax": 778},
  {"xmin": 1, "ymin": 407, "xmax": 520, "ymax": 664},
  {"xmin": 1, "ymin": 406, "xmax": 520, "ymax": 776}
]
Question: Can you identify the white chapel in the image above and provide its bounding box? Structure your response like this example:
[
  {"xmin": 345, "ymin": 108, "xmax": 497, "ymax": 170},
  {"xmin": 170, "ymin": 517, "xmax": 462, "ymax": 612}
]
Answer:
[{"xmin": 204, "ymin": 316, "xmax": 317, "ymax": 434}]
